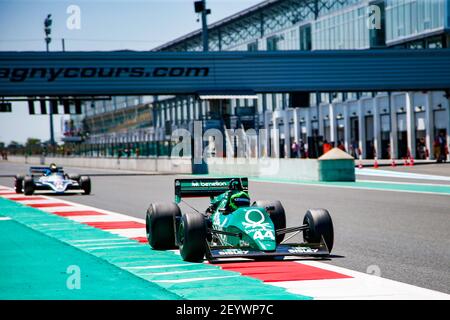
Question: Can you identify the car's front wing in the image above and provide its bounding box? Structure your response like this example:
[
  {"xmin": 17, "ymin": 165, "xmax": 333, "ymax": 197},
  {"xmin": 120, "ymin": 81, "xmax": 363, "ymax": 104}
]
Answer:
[
  {"xmin": 34, "ymin": 183, "xmax": 83, "ymax": 193},
  {"xmin": 206, "ymin": 240, "xmax": 329, "ymax": 262}
]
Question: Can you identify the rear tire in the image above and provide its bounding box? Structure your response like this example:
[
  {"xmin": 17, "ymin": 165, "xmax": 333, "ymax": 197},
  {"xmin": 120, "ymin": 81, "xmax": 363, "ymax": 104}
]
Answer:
[
  {"xmin": 252, "ymin": 200, "xmax": 286, "ymax": 243},
  {"xmin": 178, "ymin": 212, "xmax": 207, "ymax": 262},
  {"xmin": 80, "ymin": 176, "xmax": 91, "ymax": 195},
  {"xmin": 23, "ymin": 176, "xmax": 34, "ymax": 196},
  {"xmin": 146, "ymin": 202, "xmax": 181, "ymax": 250},
  {"xmin": 14, "ymin": 175, "xmax": 24, "ymax": 194},
  {"xmin": 303, "ymin": 209, "xmax": 334, "ymax": 253}
]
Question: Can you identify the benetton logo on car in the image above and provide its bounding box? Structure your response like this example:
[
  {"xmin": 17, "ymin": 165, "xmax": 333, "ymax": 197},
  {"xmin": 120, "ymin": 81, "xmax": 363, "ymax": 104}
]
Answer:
[{"xmin": 191, "ymin": 181, "xmax": 228, "ymax": 188}]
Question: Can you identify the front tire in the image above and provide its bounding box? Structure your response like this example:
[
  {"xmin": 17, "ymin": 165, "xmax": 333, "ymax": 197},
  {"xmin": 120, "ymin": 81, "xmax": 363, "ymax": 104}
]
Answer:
[
  {"xmin": 178, "ymin": 212, "xmax": 207, "ymax": 262},
  {"xmin": 80, "ymin": 176, "xmax": 91, "ymax": 195},
  {"xmin": 252, "ymin": 200, "xmax": 286, "ymax": 243},
  {"xmin": 303, "ymin": 209, "xmax": 334, "ymax": 252},
  {"xmin": 23, "ymin": 176, "xmax": 34, "ymax": 196},
  {"xmin": 67, "ymin": 173, "xmax": 80, "ymax": 182},
  {"xmin": 14, "ymin": 175, "xmax": 24, "ymax": 193},
  {"xmin": 146, "ymin": 202, "xmax": 181, "ymax": 250}
]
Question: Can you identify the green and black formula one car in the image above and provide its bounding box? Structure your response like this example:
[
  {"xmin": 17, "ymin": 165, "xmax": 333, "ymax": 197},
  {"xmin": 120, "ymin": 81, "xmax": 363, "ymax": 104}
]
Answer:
[{"xmin": 145, "ymin": 177, "xmax": 334, "ymax": 262}]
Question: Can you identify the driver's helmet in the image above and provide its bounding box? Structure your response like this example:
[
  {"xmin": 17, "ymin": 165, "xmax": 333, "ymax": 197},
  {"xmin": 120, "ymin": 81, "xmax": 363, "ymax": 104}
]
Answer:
[
  {"xmin": 228, "ymin": 191, "xmax": 250, "ymax": 211},
  {"xmin": 49, "ymin": 163, "xmax": 58, "ymax": 173}
]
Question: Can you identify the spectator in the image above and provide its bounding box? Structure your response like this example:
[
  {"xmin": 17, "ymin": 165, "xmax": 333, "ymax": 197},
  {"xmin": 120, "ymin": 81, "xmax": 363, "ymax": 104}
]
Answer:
[
  {"xmin": 322, "ymin": 140, "xmax": 332, "ymax": 154},
  {"xmin": 337, "ymin": 140, "xmax": 346, "ymax": 152},
  {"xmin": 350, "ymin": 140, "xmax": 358, "ymax": 158},
  {"xmin": 291, "ymin": 141, "xmax": 299, "ymax": 158},
  {"xmin": 435, "ymin": 131, "xmax": 448, "ymax": 163},
  {"xmin": 299, "ymin": 140, "xmax": 306, "ymax": 158},
  {"xmin": 416, "ymin": 137, "xmax": 427, "ymax": 160}
]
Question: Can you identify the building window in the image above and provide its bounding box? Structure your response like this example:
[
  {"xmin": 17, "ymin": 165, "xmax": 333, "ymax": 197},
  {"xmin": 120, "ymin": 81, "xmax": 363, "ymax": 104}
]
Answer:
[
  {"xmin": 408, "ymin": 40, "xmax": 425, "ymax": 49},
  {"xmin": 266, "ymin": 36, "xmax": 279, "ymax": 51},
  {"xmin": 299, "ymin": 24, "xmax": 312, "ymax": 50},
  {"xmin": 385, "ymin": 0, "xmax": 446, "ymax": 43},
  {"xmin": 272, "ymin": 94, "xmax": 277, "ymax": 110},
  {"xmin": 427, "ymin": 36, "xmax": 443, "ymax": 49},
  {"xmin": 247, "ymin": 41, "xmax": 258, "ymax": 51}
]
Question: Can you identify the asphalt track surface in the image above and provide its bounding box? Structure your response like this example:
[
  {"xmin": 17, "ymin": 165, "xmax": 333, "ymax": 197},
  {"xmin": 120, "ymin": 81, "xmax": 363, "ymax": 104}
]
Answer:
[{"xmin": 1, "ymin": 161, "xmax": 449, "ymax": 294}]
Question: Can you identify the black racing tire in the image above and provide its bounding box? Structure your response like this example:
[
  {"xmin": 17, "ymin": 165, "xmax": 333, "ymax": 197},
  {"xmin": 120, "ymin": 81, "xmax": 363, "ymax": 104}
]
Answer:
[
  {"xmin": 252, "ymin": 200, "xmax": 286, "ymax": 244},
  {"xmin": 23, "ymin": 176, "xmax": 34, "ymax": 196},
  {"xmin": 146, "ymin": 202, "xmax": 181, "ymax": 250},
  {"xmin": 80, "ymin": 176, "xmax": 91, "ymax": 195},
  {"xmin": 303, "ymin": 209, "xmax": 334, "ymax": 253},
  {"xmin": 14, "ymin": 175, "xmax": 24, "ymax": 194},
  {"xmin": 178, "ymin": 212, "xmax": 207, "ymax": 262},
  {"xmin": 67, "ymin": 173, "xmax": 80, "ymax": 182}
]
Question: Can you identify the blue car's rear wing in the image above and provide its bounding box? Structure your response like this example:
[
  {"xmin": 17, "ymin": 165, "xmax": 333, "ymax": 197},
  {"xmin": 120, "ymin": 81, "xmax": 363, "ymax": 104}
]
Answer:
[
  {"xmin": 30, "ymin": 166, "xmax": 63, "ymax": 176},
  {"xmin": 175, "ymin": 177, "xmax": 248, "ymax": 203}
]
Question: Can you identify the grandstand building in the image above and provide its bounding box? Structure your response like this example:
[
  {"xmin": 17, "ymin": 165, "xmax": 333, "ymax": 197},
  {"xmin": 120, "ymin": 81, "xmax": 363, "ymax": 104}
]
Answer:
[{"xmin": 77, "ymin": 0, "xmax": 450, "ymax": 160}]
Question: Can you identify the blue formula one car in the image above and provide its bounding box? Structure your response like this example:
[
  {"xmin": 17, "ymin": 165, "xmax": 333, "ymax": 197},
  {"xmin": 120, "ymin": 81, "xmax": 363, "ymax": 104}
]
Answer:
[
  {"xmin": 14, "ymin": 163, "xmax": 91, "ymax": 196},
  {"xmin": 145, "ymin": 177, "xmax": 333, "ymax": 262}
]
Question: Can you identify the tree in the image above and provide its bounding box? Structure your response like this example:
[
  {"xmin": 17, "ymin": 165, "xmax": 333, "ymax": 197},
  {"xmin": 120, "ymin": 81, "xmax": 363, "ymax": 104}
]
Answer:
[
  {"xmin": 25, "ymin": 138, "xmax": 42, "ymax": 155},
  {"xmin": 25, "ymin": 138, "xmax": 41, "ymax": 148},
  {"xmin": 7, "ymin": 141, "xmax": 22, "ymax": 149}
]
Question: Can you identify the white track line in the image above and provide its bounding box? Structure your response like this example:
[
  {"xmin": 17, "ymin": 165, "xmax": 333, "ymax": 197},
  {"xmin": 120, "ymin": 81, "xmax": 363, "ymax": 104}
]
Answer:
[
  {"xmin": 356, "ymin": 168, "xmax": 450, "ymax": 181},
  {"xmin": 66, "ymin": 215, "xmax": 134, "ymax": 223},
  {"xmin": 38, "ymin": 206, "xmax": 90, "ymax": 212},
  {"xmin": 74, "ymin": 241, "xmax": 137, "ymax": 247},
  {"xmin": 82, "ymin": 244, "xmax": 144, "ymax": 250},
  {"xmin": 7, "ymin": 199, "xmax": 61, "ymax": 205},
  {"xmin": 270, "ymin": 261, "xmax": 449, "ymax": 300},
  {"xmin": 68, "ymin": 238, "xmax": 131, "ymax": 243},
  {"xmin": 356, "ymin": 179, "xmax": 450, "ymax": 187},
  {"xmin": 252, "ymin": 179, "xmax": 450, "ymax": 196},
  {"xmin": 39, "ymin": 205, "xmax": 95, "ymax": 212},
  {"xmin": 124, "ymin": 264, "xmax": 192, "ymax": 270},
  {"xmin": 141, "ymin": 269, "xmax": 215, "ymax": 276},
  {"xmin": 107, "ymin": 228, "xmax": 146, "ymax": 238},
  {"xmin": 153, "ymin": 275, "xmax": 241, "ymax": 284}
]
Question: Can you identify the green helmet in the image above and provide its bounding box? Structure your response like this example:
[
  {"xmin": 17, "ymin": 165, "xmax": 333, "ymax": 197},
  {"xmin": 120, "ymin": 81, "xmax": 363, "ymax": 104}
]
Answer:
[{"xmin": 228, "ymin": 191, "xmax": 250, "ymax": 211}]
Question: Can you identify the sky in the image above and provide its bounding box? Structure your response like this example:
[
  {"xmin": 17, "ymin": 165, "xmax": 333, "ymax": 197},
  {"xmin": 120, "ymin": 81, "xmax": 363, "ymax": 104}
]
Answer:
[{"xmin": 0, "ymin": 0, "xmax": 262, "ymax": 144}]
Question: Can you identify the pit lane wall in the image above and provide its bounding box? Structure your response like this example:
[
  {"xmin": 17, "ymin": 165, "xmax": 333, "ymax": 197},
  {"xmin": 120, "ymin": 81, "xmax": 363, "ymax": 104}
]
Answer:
[
  {"xmin": 200, "ymin": 158, "xmax": 354, "ymax": 182},
  {"xmin": 7, "ymin": 155, "xmax": 192, "ymax": 174},
  {"xmin": 200, "ymin": 148, "xmax": 355, "ymax": 182},
  {"xmin": 201, "ymin": 158, "xmax": 320, "ymax": 180}
]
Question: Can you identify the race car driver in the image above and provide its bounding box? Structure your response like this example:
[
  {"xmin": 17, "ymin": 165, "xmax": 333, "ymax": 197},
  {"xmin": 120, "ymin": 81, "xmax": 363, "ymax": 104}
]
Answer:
[
  {"xmin": 44, "ymin": 163, "xmax": 58, "ymax": 176},
  {"xmin": 208, "ymin": 179, "xmax": 250, "ymax": 214}
]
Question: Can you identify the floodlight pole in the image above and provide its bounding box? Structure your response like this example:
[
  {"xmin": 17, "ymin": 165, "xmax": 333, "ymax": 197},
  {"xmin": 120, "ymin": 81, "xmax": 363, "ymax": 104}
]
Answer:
[
  {"xmin": 44, "ymin": 14, "xmax": 55, "ymax": 146},
  {"xmin": 201, "ymin": 0, "xmax": 209, "ymax": 52}
]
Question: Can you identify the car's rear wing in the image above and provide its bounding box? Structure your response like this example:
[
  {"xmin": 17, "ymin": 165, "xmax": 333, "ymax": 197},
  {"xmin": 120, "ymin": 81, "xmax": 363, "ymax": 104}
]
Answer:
[
  {"xmin": 175, "ymin": 177, "xmax": 248, "ymax": 203},
  {"xmin": 29, "ymin": 166, "xmax": 63, "ymax": 176}
]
